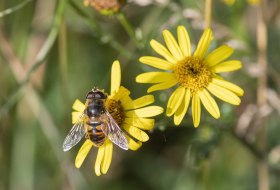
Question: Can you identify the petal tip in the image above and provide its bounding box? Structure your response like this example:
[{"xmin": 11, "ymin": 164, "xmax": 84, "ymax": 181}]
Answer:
[
  {"xmin": 214, "ymin": 114, "xmax": 220, "ymax": 119},
  {"xmin": 158, "ymin": 107, "xmax": 164, "ymax": 114},
  {"xmin": 178, "ymin": 25, "xmax": 185, "ymax": 29},
  {"xmin": 135, "ymin": 75, "xmax": 141, "ymax": 83},
  {"xmin": 147, "ymin": 88, "xmax": 155, "ymax": 93},
  {"xmin": 142, "ymin": 135, "xmax": 149, "ymax": 142},
  {"xmin": 174, "ymin": 119, "xmax": 182, "ymax": 126},
  {"xmin": 113, "ymin": 60, "xmax": 120, "ymax": 66},
  {"xmin": 150, "ymin": 39, "xmax": 156, "ymax": 46},
  {"xmin": 166, "ymin": 107, "xmax": 174, "ymax": 117},
  {"xmin": 139, "ymin": 57, "xmax": 145, "ymax": 63},
  {"xmin": 75, "ymin": 163, "xmax": 81, "ymax": 169},
  {"xmin": 95, "ymin": 171, "xmax": 101, "ymax": 176},
  {"xmin": 239, "ymin": 89, "xmax": 245, "ymax": 96}
]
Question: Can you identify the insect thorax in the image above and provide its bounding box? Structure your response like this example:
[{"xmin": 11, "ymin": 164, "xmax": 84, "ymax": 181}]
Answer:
[{"xmin": 86, "ymin": 100, "xmax": 105, "ymax": 118}]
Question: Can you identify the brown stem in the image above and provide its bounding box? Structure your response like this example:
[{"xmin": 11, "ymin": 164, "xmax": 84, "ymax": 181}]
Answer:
[
  {"xmin": 256, "ymin": 0, "xmax": 269, "ymax": 189},
  {"xmin": 205, "ymin": 0, "xmax": 212, "ymax": 28}
]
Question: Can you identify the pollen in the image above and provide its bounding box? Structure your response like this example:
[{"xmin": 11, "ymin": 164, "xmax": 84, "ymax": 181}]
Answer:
[
  {"xmin": 105, "ymin": 99, "xmax": 125, "ymax": 126},
  {"xmin": 173, "ymin": 56, "xmax": 212, "ymax": 93}
]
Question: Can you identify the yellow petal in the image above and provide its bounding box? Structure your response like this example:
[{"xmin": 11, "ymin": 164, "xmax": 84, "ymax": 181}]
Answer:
[
  {"xmin": 72, "ymin": 111, "xmax": 82, "ymax": 124},
  {"xmin": 207, "ymin": 83, "xmax": 241, "ymax": 105},
  {"xmin": 110, "ymin": 86, "xmax": 130, "ymax": 101},
  {"xmin": 166, "ymin": 86, "xmax": 186, "ymax": 116},
  {"xmin": 136, "ymin": 72, "xmax": 175, "ymax": 83},
  {"xmin": 126, "ymin": 106, "xmax": 163, "ymax": 118},
  {"xmin": 163, "ymin": 30, "xmax": 184, "ymax": 60},
  {"xmin": 139, "ymin": 56, "xmax": 174, "ymax": 70},
  {"xmin": 174, "ymin": 89, "xmax": 191, "ymax": 126},
  {"xmin": 192, "ymin": 93, "xmax": 201, "ymax": 128},
  {"xmin": 75, "ymin": 140, "xmax": 92, "ymax": 168},
  {"xmin": 194, "ymin": 28, "xmax": 212, "ymax": 59},
  {"xmin": 147, "ymin": 78, "xmax": 177, "ymax": 93},
  {"xmin": 101, "ymin": 140, "xmax": 113, "ymax": 174},
  {"xmin": 120, "ymin": 95, "xmax": 134, "ymax": 110},
  {"xmin": 111, "ymin": 60, "xmax": 121, "ymax": 94},
  {"xmin": 125, "ymin": 134, "xmax": 142, "ymax": 151},
  {"xmin": 205, "ymin": 45, "xmax": 234, "ymax": 67},
  {"xmin": 95, "ymin": 143, "xmax": 105, "ymax": 176},
  {"xmin": 198, "ymin": 89, "xmax": 220, "ymax": 119},
  {"xmin": 211, "ymin": 60, "xmax": 242, "ymax": 73},
  {"xmin": 133, "ymin": 95, "xmax": 154, "ymax": 109},
  {"xmin": 72, "ymin": 99, "xmax": 85, "ymax": 112},
  {"xmin": 124, "ymin": 118, "xmax": 155, "ymax": 130},
  {"xmin": 177, "ymin": 25, "xmax": 191, "ymax": 57},
  {"xmin": 150, "ymin": 39, "xmax": 176, "ymax": 63},
  {"xmin": 122, "ymin": 124, "xmax": 149, "ymax": 142},
  {"xmin": 212, "ymin": 78, "xmax": 244, "ymax": 96}
]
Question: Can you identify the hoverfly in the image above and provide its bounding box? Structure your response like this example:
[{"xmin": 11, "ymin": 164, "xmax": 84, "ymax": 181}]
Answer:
[{"xmin": 63, "ymin": 88, "xmax": 128, "ymax": 152}]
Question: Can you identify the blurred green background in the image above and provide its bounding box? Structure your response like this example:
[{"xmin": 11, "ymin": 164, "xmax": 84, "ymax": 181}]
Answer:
[{"xmin": 1, "ymin": 0, "xmax": 280, "ymax": 190}]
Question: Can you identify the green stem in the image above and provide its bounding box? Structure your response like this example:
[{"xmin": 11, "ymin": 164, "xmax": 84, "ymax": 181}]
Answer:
[
  {"xmin": 0, "ymin": 0, "xmax": 33, "ymax": 18},
  {"xmin": 69, "ymin": 0, "xmax": 133, "ymax": 58},
  {"xmin": 117, "ymin": 12, "xmax": 143, "ymax": 49},
  {"xmin": 58, "ymin": 19, "xmax": 71, "ymax": 107},
  {"xmin": 202, "ymin": 159, "xmax": 210, "ymax": 190},
  {"xmin": 68, "ymin": 0, "xmax": 98, "ymax": 31},
  {"xmin": 23, "ymin": 0, "xmax": 66, "ymax": 83},
  {"xmin": 0, "ymin": 85, "xmax": 26, "ymax": 118}
]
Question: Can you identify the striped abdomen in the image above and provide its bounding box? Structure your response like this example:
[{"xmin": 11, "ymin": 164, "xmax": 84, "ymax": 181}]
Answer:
[{"xmin": 86, "ymin": 120, "xmax": 106, "ymax": 147}]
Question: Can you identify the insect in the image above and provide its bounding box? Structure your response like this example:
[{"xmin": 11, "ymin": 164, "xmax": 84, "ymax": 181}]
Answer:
[{"xmin": 63, "ymin": 88, "xmax": 128, "ymax": 152}]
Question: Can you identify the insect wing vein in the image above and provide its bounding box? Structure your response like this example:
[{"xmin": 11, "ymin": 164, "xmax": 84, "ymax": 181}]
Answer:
[
  {"xmin": 103, "ymin": 111, "xmax": 128, "ymax": 150},
  {"xmin": 63, "ymin": 114, "xmax": 86, "ymax": 151}
]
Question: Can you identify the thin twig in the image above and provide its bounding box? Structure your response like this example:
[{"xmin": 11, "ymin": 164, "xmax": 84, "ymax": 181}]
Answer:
[
  {"xmin": 256, "ymin": 0, "xmax": 269, "ymax": 189},
  {"xmin": 68, "ymin": 0, "xmax": 133, "ymax": 58},
  {"xmin": 58, "ymin": 19, "xmax": 71, "ymax": 109},
  {"xmin": 23, "ymin": 0, "xmax": 65, "ymax": 84},
  {"xmin": 0, "ymin": 0, "xmax": 65, "ymax": 118},
  {"xmin": 116, "ymin": 12, "xmax": 143, "ymax": 49},
  {"xmin": 0, "ymin": 1, "xmax": 91, "ymax": 188},
  {"xmin": 0, "ymin": 0, "xmax": 33, "ymax": 18}
]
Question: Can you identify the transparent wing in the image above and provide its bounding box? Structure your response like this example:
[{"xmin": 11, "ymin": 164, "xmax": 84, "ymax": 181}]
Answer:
[
  {"xmin": 63, "ymin": 113, "xmax": 86, "ymax": 152},
  {"xmin": 101, "ymin": 111, "xmax": 128, "ymax": 150}
]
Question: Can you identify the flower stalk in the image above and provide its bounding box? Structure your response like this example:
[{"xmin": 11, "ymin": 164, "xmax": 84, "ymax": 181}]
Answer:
[{"xmin": 117, "ymin": 12, "xmax": 142, "ymax": 49}]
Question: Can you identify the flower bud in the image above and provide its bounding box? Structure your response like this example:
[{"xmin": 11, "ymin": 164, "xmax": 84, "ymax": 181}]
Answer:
[{"xmin": 84, "ymin": 0, "xmax": 126, "ymax": 15}]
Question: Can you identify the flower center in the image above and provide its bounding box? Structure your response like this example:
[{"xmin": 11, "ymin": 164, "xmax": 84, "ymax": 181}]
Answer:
[
  {"xmin": 105, "ymin": 99, "xmax": 125, "ymax": 126},
  {"xmin": 173, "ymin": 56, "xmax": 212, "ymax": 93}
]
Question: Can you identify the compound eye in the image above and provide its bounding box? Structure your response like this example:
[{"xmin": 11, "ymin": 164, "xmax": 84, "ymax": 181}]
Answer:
[
  {"xmin": 86, "ymin": 91, "xmax": 94, "ymax": 99},
  {"xmin": 95, "ymin": 91, "xmax": 107, "ymax": 99}
]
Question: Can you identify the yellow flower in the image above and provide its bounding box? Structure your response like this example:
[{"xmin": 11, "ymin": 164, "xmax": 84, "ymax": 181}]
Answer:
[
  {"xmin": 223, "ymin": 0, "xmax": 260, "ymax": 6},
  {"xmin": 73, "ymin": 60, "xmax": 163, "ymax": 176},
  {"xmin": 136, "ymin": 26, "xmax": 244, "ymax": 127}
]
